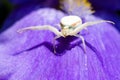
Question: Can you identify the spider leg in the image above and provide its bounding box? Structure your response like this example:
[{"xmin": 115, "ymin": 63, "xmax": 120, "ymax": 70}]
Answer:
[
  {"xmin": 70, "ymin": 20, "xmax": 114, "ymax": 35},
  {"xmin": 75, "ymin": 35, "xmax": 86, "ymax": 53},
  {"xmin": 52, "ymin": 36, "xmax": 60, "ymax": 53},
  {"xmin": 17, "ymin": 25, "xmax": 63, "ymax": 37}
]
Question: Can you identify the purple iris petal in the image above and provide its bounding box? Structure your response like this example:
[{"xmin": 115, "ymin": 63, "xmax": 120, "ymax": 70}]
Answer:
[{"xmin": 0, "ymin": 5, "xmax": 120, "ymax": 80}]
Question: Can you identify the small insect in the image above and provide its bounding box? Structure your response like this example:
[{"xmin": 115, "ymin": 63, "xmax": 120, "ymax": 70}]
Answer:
[{"xmin": 17, "ymin": 15, "xmax": 114, "ymax": 53}]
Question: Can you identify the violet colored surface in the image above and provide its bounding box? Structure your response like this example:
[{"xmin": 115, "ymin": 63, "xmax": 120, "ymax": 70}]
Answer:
[
  {"xmin": 8, "ymin": 0, "xmax": 44, "ymax": 5},
  {"xmin": 8, "ymin": 0, "xmax": 120, "ymax": 11},
  {"xmin": 0, "ymin": 5, "xmax": 120, "ymax": 80},
  {"xmin": 93, "ymin": 11, "xmax": 120, "ymax": 31},
  {"xmin": 89, "ymin": 0, "xmax": 120, "ymax": 11},
  {"xmin": 8, "ymin": 0, "xmax": 59, "ymax": 8}
]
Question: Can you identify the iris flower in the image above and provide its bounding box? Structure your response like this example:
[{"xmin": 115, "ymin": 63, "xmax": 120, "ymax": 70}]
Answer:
[{"xmin": 0, "ymin": 0, "xmax": 120, "ymax": 80}]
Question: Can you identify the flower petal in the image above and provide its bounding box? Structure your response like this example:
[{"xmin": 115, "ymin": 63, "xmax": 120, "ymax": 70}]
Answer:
[{"xmin": 0, "ymin": 5, "xmax": 120, "ymax": 80}]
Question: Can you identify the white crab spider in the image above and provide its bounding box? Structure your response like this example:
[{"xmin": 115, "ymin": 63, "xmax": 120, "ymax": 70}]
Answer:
[{"xmin": 17, "ymin": 15, "xmax": 114, "ymax": 53}]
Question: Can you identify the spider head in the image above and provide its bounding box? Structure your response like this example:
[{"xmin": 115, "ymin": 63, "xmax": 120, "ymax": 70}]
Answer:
[{"xmin": 60, "ymin": 15, "xmax": 82, "ymax": 37}]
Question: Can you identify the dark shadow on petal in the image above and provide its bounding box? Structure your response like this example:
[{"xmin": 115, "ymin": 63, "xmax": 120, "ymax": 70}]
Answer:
[
  {"xmin": 86, "ymin": 41, "xmax": 120, "ymax": 79},
  {"xmin": 0, "ymin": 73, "xmax": 13, "ymax": 80},
  {"xmin": 12, "ymin": 36, "xmax": 85, "ymax": 56},
  {"xmin": 85, "ymin": 41, "xmax": 104, "ymax": 67}
]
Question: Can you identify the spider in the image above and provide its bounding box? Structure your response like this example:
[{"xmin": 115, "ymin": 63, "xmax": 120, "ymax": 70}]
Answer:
[{"xmin": 17, "ymin": 15, "xmax": 113, "ymax": 53}]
